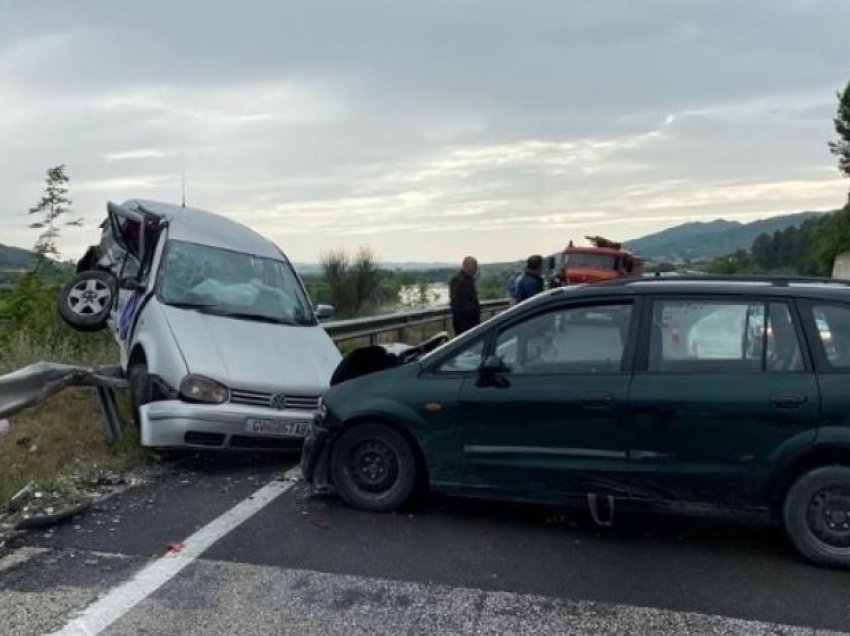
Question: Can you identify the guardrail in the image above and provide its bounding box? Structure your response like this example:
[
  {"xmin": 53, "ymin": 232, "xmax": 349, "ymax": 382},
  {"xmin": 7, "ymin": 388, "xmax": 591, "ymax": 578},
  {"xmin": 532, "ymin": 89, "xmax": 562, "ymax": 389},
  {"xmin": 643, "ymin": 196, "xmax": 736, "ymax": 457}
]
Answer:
[{"xmin": 323, "ymin": 299, "xmax": 511, "ymax": 345}]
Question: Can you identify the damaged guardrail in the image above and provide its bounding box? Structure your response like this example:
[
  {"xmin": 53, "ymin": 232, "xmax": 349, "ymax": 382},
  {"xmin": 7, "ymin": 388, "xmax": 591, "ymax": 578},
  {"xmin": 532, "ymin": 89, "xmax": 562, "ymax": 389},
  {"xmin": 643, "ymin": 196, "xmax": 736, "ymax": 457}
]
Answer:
[{"xmin": 0, "ymin": 362, "xmax": 127, "ymax": 442}]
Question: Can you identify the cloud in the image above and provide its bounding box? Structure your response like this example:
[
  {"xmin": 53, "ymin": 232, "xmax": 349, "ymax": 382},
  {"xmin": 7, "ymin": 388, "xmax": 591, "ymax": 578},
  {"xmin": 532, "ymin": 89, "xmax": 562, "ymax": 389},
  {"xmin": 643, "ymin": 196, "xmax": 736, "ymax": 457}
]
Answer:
[
  {"xmin": 0, "ymin": 0, "xmax": 848, "ymax": 263},
  {"xmin": 102, "ymin": 149, "xmax": 169, "ymax": 162}
]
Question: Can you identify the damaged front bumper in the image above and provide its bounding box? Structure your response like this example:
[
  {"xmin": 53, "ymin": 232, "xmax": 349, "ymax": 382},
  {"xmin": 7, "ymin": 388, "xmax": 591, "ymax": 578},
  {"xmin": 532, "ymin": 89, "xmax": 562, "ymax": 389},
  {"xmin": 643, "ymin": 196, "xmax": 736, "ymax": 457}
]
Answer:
[
  {"xmin": 300, "ymin": 422, "xmax": 334, "ymax": 491},
  {"xmin": 139, "ymin": 400, "xmax": 316, "ymax": 450}
]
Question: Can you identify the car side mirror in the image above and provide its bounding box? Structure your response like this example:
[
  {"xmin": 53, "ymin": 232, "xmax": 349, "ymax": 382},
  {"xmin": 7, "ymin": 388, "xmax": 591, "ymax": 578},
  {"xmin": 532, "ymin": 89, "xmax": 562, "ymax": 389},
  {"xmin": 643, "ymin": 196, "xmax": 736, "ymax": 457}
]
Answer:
[
  {"xmin": 315, "ymin": 304, "xmax": 334, "ymax": 319},
  {"xmin": 479, "ymin": 355, "xmax": 509, "ymax": 374},
  {"xmin": 477, "ymin": 355, "xmax": 510, "ymax": 388}
]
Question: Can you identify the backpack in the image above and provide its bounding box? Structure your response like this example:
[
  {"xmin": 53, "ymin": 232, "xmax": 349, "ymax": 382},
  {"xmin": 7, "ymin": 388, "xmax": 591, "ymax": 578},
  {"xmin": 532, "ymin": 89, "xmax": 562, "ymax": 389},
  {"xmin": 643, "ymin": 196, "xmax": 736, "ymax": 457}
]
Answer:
[{"xmin": 506, "ymin": 270, "xmax": 524, "ymax": 300}]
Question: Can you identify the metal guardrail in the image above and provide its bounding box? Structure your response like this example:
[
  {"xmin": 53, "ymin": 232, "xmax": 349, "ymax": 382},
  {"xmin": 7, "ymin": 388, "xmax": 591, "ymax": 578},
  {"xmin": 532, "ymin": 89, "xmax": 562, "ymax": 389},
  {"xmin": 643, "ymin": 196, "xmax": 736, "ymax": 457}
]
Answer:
[{"xmin": 323, "ymin": 299, "xmax": 511, "ymax": 344}]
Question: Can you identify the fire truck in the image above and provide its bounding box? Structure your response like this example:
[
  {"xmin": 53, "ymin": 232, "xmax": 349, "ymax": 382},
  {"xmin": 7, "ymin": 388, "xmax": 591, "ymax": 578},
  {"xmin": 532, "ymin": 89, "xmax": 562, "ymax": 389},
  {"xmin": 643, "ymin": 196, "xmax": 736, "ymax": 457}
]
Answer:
[{"xmin": 546, "ymin": 236, "xmax": 642, "ymax": 286}]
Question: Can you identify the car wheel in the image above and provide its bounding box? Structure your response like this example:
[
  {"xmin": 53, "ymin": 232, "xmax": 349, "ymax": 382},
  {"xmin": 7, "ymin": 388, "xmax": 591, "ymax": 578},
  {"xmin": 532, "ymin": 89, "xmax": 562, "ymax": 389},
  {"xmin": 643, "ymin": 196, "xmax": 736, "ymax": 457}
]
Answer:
[
  {"xmin": 330, "ymin": 423, "xmax": 418, "ymax": 512},
  {"xmin": 128, "ymin": 362, "xmax": 152, "ymax": 429},
  {"xmin": 58, "ymin": 270, "xmax": 117, "ymax": 332},
  {"xmin": 783, "ymin": 465, "xmax": 850, "ymax": 569}
]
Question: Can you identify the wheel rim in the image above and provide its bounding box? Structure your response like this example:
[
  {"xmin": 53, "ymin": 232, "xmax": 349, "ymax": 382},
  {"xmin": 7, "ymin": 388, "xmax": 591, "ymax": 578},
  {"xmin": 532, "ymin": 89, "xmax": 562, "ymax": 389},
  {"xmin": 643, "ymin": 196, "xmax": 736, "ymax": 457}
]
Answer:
[
  {"xmin": 67, "ymin": 278, "xmax": 112, "ymax": 316},
  {"xmin": 807, "ymin": 486, "xmax": 850, "ymax": 548},
  {"xmin": 347, "ymin": 440, "xmax": 399, "ymax": 494}
]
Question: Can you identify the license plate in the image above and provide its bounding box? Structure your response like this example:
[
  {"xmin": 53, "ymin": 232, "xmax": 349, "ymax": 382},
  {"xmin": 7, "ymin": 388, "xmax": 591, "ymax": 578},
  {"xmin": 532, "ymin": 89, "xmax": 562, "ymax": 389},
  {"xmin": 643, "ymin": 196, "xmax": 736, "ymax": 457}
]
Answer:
[{"xmin": 245, "ymin": 418, "xmax": 310, "ymax": 437}]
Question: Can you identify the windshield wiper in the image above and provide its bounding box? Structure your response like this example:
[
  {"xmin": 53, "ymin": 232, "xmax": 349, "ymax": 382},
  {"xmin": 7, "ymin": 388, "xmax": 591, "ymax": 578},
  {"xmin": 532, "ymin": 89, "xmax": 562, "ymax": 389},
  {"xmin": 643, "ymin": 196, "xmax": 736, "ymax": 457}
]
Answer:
[
  {"xmin": 166, "ymin": 301, "xmax": 218, "ymax": 309},
  {"xmin": 198, "ymin": 309, "xmax": 299, "ymax": 325}
]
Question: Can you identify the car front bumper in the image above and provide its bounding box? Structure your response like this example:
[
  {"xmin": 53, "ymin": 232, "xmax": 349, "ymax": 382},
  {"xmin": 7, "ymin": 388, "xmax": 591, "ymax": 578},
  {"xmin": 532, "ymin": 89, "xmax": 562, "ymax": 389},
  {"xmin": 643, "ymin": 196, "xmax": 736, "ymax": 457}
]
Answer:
[{"xmin": 139, "ymin": 400, "xmax": 317, "ymax": 450}]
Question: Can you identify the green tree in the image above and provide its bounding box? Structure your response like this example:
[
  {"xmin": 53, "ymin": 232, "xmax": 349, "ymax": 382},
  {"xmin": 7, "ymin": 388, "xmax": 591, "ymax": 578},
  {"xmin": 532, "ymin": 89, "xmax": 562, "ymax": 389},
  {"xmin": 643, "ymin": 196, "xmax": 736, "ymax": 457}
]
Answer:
[
  {"xmin": 27, "ymin": 165, "xmax": 81, "ymax": 264},
  {"xmin": 705, "ymin": 249, "xmax": 757, "ymax": 274},
  {"xmin": 751, "ymin": 232, "xmax": 773, "ymax": 269},
  {"xmin": 829, "ymin": 80, "xmax": 850, "ymax": 186},
  {"xmin": 319, "ymin": 247, "xmax": 397, "ymax": 316}
]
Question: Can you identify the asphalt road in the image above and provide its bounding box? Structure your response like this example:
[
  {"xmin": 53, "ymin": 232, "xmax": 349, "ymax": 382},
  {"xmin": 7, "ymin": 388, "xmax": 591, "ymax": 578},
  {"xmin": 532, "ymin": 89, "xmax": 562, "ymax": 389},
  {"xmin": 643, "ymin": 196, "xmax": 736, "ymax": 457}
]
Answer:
[{"xmin": 2, "ymin": 452, "xmax": 849, "ymax": 635}]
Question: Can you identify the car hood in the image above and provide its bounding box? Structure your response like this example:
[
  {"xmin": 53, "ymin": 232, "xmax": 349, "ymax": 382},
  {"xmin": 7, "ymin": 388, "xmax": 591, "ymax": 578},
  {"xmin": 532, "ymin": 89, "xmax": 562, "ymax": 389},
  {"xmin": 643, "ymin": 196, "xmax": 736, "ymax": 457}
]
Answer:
[{"xmin": 162, "ymin": 305, "xmax": 341, "ymax": 392}]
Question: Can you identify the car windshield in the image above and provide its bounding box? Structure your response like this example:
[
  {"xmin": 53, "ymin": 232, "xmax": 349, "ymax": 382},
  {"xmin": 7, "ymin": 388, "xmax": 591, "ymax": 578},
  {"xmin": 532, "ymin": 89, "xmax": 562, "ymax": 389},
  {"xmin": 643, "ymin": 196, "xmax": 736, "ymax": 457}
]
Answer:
[
  {"xmin": 157, "ymin": 240, "xmax": 315, "ymax": 326},
  {"xmin": 565, "ymin": 252, "xmax": 617, "ymax": 269}
]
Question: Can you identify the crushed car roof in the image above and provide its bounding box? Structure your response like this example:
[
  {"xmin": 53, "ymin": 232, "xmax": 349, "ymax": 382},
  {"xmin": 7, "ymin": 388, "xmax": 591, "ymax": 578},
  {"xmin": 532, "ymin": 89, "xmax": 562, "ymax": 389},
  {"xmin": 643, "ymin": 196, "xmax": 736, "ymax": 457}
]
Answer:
[{"xmin": 120, "ymin": 199, "xmax": 284, "ymax": 261}]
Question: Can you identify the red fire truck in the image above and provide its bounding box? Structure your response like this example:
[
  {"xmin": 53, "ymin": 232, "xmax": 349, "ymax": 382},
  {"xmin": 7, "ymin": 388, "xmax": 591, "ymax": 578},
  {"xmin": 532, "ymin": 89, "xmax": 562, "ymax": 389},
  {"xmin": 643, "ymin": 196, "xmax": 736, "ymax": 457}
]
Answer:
[{"xmin": 547, "ymin": 236, "xmax": 642, "ymax": 286}]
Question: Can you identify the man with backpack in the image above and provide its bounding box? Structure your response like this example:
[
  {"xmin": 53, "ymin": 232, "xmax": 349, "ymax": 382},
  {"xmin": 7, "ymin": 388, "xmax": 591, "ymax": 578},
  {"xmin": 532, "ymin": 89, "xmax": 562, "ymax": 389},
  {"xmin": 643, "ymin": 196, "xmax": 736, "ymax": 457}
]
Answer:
[
  {"xmin": 508, "ymin": 254, "xmax": 545, "ymax": 303},
  {"xmin": 449, "ymin": 256, "xmax": 480, "ymax": 335}
]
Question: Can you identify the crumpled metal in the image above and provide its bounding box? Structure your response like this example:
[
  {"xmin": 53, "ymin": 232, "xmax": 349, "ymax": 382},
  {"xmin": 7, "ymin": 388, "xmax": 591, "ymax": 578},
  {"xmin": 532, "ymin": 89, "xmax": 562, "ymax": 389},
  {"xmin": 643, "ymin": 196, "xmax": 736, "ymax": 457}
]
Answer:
[{"xmin": 0, "ymin": 362, "xmax": 126, "ymax": 420}]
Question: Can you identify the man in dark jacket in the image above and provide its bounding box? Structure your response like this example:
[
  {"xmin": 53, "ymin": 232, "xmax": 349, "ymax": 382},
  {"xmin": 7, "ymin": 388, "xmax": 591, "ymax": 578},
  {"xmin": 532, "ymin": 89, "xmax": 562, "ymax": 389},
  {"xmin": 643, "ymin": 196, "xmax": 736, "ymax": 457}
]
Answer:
[
  {"xmin": 515, "ymin": 254, "xmax": 545, "ymax": 302},
  {"xmin": 449, "ymin": 256, "xmax": 480, "ymax": 335}
]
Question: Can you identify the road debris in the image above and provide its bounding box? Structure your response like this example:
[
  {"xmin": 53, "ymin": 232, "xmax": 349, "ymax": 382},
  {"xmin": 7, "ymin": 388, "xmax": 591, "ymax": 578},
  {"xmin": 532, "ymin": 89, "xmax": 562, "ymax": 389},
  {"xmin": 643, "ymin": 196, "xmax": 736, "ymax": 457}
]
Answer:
[
  {"xmin": 308, "ymin": 512, "xmax": 330, "ymax": 530},
  {"xmin": 166, "ymin": 541, "xmax": 185, "ymax": 554},
  {"xmin": 0, "ymin": 469, "xmax": 148, "ymax": 546},
  {"xmin": 8, "ymin": 482, "xmax": 35, "ymax": 513}
]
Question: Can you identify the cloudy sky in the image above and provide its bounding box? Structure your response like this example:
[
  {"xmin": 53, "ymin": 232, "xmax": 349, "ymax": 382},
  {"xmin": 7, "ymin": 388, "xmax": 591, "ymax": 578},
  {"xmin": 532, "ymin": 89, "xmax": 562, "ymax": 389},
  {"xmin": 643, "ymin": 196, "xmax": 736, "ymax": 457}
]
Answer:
[{"xmin": 1, "ymin": 0, "xmax": 848, "ymax": 263}]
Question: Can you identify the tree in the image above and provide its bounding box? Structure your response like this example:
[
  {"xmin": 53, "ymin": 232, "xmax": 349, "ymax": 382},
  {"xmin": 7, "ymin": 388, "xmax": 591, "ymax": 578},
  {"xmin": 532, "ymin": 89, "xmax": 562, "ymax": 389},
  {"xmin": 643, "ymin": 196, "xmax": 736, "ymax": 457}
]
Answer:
[
  {"xmin": 320, "ymin": 247, "xmax": 391, "ymax": 316},
  {"xmin": 27, "ymin": 164, "xmax": 81, "ymax": 263},
  {"xmin": 351, "ymin": 247, "xmax": 380, "ymax": 314},
  {"xmin": 751, "ymin": 232, "xmax": 774, "ymax": 269},
  {"xmin": 829, "ymin": 80, "xmax": 850, "ymax": 187}
]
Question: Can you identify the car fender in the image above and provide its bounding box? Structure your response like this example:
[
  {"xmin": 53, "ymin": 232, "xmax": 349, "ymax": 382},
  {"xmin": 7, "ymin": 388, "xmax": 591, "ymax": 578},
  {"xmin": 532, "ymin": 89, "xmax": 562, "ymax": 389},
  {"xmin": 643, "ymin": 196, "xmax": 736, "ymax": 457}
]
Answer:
[
  {"xmin": 129, "ymin": 300, "xmax": 188, "ymax": 390},
  {"xmin": 335, "ymin": 396, "xmax": 434, "ymax": 466},
  {"xmin": 766, "ymin": 427, "xmax": 850, "ymax": 504}
]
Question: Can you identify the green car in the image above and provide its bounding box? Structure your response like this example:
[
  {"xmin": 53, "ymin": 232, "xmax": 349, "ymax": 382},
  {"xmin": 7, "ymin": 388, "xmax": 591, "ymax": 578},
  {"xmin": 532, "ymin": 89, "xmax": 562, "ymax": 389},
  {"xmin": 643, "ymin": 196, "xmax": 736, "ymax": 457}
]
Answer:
[{"xmin": 302, "ymin": 277, "xmax": 850, "ymax": 568}]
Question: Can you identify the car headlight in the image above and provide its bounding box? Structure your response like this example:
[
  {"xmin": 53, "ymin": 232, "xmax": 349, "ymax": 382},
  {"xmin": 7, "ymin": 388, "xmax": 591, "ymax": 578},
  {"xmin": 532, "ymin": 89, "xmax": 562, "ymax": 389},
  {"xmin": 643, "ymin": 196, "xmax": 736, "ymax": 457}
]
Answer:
[{"xmin": 179, "ymin": 375, "xmax": 229, "ymax": 404}]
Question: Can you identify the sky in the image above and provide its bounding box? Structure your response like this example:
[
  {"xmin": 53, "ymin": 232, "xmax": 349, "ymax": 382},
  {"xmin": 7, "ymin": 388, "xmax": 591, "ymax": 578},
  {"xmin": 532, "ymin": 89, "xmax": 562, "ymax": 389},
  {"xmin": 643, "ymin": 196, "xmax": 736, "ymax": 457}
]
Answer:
[{"xmin": 0, "ymin": 0, "xmax": 848, "ymax": 264}]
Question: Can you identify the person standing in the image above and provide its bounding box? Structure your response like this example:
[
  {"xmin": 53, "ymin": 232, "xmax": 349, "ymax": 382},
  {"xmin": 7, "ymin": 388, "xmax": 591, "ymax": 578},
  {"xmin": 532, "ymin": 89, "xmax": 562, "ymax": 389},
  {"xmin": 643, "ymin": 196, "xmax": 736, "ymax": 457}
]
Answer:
[
  {"xmin": 449, "ymin": 256, "xmax": 480, "ymax": 335},
  {"xmin": 515, "ymin": 254, "xmax": 545, "ymax": 302}
]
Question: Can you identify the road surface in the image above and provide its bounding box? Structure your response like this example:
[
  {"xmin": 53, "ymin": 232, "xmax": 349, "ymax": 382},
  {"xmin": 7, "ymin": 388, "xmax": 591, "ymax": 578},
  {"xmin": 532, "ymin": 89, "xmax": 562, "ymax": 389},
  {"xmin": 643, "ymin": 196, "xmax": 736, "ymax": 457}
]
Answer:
[{"xmin": 1, "ymin": 453, "xmax": 849, "ymax": 635}]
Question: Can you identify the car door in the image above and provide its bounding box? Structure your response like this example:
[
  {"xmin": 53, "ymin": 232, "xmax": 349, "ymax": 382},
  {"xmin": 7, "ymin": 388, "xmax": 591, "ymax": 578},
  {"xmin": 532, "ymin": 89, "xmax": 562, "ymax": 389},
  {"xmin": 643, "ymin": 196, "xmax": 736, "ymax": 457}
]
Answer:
[
  {"xmin": 455, "ymin": 298, "xmax": 639, "ymax": 502},
  {"xmin": 800, "ymin": 300, "xmax": 850, "ymax": 444},
  {"xmin": 628, "ymin": 296, "xmax": 819, "ymax": 508}
]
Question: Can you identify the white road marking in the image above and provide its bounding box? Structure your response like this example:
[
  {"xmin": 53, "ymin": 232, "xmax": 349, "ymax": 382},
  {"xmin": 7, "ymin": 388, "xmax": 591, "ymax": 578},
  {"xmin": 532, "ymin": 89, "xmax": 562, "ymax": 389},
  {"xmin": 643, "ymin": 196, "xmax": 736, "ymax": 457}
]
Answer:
[{"xmin": 51, "ymin": 469, "xmax": 300, "ymax": 636}]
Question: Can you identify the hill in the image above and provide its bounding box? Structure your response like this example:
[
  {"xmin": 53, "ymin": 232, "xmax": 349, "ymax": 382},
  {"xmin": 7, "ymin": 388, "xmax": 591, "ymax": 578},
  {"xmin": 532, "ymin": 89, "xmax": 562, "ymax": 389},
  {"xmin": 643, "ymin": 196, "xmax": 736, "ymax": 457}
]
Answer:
[
  {"xmin": 626, "ymin": 212, "xmax": 825, "ymax": 261},
  {"xmin": 0, "ymin": 243, "xmax": 37, "ymax": 271}
]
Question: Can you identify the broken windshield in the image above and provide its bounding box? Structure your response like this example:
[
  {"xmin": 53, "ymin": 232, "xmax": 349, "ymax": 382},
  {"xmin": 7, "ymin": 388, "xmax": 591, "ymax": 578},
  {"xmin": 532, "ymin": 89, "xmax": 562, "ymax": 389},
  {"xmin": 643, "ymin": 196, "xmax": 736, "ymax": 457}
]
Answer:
[{"xmin": 157, "ymin": 240, "xmax": 316, "ymax": 326}]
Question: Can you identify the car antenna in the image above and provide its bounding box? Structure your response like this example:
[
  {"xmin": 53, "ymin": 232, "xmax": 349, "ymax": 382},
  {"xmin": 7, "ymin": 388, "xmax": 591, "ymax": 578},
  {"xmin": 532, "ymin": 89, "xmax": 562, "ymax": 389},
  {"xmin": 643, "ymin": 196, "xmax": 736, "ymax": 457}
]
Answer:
[{"xmin": 180, "ymin": 157, "xmax": 187, "ymax": 208}]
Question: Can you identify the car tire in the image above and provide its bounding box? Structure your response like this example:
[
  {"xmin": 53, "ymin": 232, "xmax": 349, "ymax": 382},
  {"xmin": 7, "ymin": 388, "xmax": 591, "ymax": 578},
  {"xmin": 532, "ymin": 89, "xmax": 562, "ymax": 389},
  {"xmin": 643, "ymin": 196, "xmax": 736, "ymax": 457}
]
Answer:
[
  {"xmin": 330, "ymin": 423, "xmax": 418, "ymax": 512},
  {"xmin": 783, "ymin": 465, "xmax": 850, "ymax": 569},
  {"xmin": 128, "ymin": 362, "xmax": 153, "ymax": 429},
  {"xmin": 57, "ymin": 270, "xmax": 117, "ymax": 332}
]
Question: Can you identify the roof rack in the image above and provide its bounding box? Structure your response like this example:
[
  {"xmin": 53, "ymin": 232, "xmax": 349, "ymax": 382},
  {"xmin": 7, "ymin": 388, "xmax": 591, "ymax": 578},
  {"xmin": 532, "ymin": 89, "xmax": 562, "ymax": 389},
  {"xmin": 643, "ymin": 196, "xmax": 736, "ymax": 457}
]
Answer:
[{"xmin": 594, "ymin": 274, "xmax": 850, "ymax": 288}]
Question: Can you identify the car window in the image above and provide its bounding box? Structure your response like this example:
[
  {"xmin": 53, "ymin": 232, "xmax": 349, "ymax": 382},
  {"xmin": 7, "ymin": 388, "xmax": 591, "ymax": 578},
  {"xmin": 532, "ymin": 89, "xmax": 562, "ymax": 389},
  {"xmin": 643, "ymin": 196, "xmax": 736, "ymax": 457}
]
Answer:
[
  {"xmin": 436, "ymin": 338, "xmax": 486, "ymax": 373},
  {"xmin": 648, "ymin": 300, "xmax": 802, "ymax": 373},
  {"xmin": 494, "ymin": 303, "xmax": 632, "ymax": 375},
  {"xmin": 811, "ymin": 304, "xmax": 850, "ymax": 369}
]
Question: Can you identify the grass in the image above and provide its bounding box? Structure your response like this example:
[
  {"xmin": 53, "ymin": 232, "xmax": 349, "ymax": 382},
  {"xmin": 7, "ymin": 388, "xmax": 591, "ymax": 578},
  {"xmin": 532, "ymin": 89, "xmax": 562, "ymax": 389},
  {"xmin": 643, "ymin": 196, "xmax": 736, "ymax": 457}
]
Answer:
[{"xmin": 0, "ymin": 331, "xmax": 149, "ymax": 506}]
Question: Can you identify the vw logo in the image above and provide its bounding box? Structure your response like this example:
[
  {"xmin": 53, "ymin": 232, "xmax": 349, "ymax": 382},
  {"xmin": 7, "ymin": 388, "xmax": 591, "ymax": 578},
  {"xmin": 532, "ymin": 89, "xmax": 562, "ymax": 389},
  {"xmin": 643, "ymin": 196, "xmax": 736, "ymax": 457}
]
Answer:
[{"xmin": 270, "ymin": 393, "xmax": 287, "ymax": 410}]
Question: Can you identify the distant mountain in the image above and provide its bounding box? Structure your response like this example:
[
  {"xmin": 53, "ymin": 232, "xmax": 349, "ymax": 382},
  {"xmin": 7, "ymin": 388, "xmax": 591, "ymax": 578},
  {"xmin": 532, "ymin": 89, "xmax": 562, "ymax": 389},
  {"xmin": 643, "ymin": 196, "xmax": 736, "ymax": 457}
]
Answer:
[
  {"xmin": 626, "ymin": 212, "xmax": 825, "ymax": 261},
  {"xmin": 0, "ymin": 243, "xmax": 37, "ymax": 271}
]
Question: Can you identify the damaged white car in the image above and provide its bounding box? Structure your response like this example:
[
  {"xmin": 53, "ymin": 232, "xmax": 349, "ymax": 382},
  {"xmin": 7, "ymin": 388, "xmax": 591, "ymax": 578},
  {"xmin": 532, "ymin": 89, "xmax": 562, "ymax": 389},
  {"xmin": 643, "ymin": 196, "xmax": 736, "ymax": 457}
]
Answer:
[{"xmin": 58, "ymin": 200, "xmax": 341, "ymax": 450}]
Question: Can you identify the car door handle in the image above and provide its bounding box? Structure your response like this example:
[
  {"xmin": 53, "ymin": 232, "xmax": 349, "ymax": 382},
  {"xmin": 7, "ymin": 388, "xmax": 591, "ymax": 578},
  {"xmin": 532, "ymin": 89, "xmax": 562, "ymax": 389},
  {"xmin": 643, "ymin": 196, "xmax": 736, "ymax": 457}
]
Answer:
[
  {"xmin": 770, "ymin": 393, "xmax": 807, "ymax": 409},
  {"xmin": 578, "ymin": 391, "xmax": 614, "ymax": 408}
]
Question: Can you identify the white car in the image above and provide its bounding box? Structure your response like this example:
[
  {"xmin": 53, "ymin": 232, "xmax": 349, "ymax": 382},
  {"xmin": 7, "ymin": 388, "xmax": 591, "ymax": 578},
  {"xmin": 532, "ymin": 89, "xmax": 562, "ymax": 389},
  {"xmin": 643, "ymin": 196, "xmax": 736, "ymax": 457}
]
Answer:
[{"xmin": 59, "ymin": 199, "xmax": 341, "ymax": 450}]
